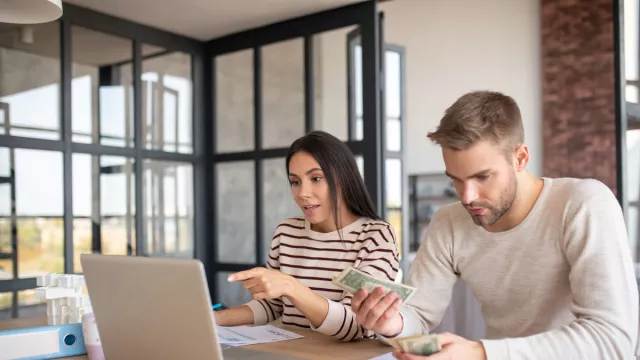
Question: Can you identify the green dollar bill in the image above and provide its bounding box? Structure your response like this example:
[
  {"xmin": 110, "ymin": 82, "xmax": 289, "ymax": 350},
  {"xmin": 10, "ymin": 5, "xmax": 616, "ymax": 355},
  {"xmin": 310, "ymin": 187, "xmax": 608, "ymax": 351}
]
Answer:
[
  {"xmin": 332, "ymin": 267, "xmax": 416, "ymax": 303},
  {"xmin": 400, "ymin": 334, "xmax": 442, "ymax": 356}
]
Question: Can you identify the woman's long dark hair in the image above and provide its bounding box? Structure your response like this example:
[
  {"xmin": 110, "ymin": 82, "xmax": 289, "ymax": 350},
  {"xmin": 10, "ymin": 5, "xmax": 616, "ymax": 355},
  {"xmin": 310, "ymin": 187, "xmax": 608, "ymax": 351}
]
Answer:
[{"xmin": 286, "ymin": 131, "xmax": 381, "ymax": 237}]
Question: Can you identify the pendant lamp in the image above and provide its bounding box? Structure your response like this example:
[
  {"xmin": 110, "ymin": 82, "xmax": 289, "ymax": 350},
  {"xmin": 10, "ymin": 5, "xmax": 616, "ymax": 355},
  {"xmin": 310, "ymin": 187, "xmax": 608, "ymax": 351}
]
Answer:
[{"xmin": 0, "ymin": 0, "xmax": 63, "ymax": 24}]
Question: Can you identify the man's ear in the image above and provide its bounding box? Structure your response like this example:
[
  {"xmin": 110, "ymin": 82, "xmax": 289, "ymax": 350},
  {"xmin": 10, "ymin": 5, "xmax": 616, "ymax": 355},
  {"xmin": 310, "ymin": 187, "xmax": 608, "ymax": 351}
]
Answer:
[{"xmin": 513, "ymin": 143, "xmax": 529, "ymax": 172}]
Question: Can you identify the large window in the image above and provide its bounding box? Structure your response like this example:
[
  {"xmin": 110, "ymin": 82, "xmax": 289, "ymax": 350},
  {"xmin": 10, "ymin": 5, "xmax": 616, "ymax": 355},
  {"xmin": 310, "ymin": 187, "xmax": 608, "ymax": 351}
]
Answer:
[
  {"xmin": 348, "ymin": 31, "xmax": 407, "ymax": 276},
  {"xmin": 0, "ymin": 1, "xmax": 388, "ymax": 316},
  {"xmin": 0, "ymin": 21, "xmax": 63, "ymax": 318},
  {"xmin": 210, "ymin": 1, "xmax": 386, "ymax": 307},
  {"xmin": 0, "ymin": 9, "xmax": 202, "ymax": 319},
  {"xmin": 624, "ymin": 0, "xmax": 640, "ymax": 276}
]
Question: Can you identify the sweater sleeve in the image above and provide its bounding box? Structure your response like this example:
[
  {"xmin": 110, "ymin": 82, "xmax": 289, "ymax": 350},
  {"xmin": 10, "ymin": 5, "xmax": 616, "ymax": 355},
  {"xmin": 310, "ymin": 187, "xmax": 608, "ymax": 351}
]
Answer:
[
  {"xmin": 311, "ymin": 223, "xmax": 400, "ymax": 341},
  {"xmin": 380, "ymin": 209, "xmax": 459, "ymax": 340},
  {"xmin": 245, "ymin": 232, "xmax": 284, "ymax": 325},
  {"xmin": 481, "ymin": 180, "xmax": 639, "ymax": 359}
]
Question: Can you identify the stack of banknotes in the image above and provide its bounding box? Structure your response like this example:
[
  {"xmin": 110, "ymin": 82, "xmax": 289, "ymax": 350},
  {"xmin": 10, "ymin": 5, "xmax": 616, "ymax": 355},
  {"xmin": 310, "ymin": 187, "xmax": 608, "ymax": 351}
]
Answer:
[
  {"xmin": 332, "ymin": 267, "xmax": 442, "ymax": 356},
  {"xmin": 388, "ymin": 334, "xmax": 442, "ymax": 356}
]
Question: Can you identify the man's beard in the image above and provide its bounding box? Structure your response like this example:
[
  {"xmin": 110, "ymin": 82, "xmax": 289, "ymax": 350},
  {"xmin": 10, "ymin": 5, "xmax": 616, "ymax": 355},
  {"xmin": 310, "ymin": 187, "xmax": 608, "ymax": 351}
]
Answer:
[{"xmin": 466, "ymin": 174, "xmax": 517, "ymax": 227}]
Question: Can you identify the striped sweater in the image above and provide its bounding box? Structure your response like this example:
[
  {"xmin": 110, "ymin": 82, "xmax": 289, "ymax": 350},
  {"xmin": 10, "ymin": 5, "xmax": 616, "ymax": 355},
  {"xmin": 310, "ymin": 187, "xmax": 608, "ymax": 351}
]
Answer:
[{"xmin": 245, "ymin": 216, "xmax": 400, "ymax": 342}]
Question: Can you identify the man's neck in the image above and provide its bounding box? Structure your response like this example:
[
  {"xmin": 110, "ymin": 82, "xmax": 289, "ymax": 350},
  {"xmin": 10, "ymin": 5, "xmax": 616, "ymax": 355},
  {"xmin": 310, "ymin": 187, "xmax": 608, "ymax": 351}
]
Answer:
[{"xmin": 485, "ymin": 173, "xmax": 544, "ymax": 233}]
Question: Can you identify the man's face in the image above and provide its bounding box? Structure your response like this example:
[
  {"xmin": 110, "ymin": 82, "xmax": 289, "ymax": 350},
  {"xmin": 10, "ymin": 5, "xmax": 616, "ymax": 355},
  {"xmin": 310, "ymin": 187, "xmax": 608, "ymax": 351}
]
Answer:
[{"xmin": 443, "ymin": 140, "xmax": 518, "ymax": 227}]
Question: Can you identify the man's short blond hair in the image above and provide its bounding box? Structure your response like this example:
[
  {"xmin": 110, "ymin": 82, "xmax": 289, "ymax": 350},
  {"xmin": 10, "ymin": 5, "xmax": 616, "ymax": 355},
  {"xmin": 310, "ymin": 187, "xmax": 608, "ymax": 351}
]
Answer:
[{"xmin": 427, "ymin": 91, "xmax": 524, "ymax": 151}]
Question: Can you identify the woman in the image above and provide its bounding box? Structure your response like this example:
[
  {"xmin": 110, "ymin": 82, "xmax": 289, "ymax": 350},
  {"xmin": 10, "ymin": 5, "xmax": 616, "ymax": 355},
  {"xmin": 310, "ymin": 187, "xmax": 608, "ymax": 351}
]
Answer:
[{"xmin": 215, "ymin": 131, "xmax": 401, "ymax": 342}]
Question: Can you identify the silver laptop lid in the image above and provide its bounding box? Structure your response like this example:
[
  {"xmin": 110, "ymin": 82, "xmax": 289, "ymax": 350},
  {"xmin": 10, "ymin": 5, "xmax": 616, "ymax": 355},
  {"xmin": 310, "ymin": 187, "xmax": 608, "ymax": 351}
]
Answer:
[{"xmin": 80, "ymin": 254, "xmax": 223, "ymax": 360}]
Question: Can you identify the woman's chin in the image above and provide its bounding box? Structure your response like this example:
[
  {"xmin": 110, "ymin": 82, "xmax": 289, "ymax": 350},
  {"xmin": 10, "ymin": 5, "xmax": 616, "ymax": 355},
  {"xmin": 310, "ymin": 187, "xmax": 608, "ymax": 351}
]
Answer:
[{"xmin": 304, "ymin": 214, "xmax": 326, "ymax": 225}]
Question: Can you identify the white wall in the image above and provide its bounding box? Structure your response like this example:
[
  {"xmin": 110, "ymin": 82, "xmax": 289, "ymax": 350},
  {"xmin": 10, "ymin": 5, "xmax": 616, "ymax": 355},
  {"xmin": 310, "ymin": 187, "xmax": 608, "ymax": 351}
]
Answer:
[{"xmin": 380, "ymin": 0, "xmax": 542, "ymax": 176}]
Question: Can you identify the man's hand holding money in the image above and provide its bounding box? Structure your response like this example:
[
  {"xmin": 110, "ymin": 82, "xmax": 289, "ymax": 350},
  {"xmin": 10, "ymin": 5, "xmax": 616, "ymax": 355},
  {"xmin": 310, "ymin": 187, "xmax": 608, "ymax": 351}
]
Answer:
[
  {"xmin": 351, "ymin": 284, "xmax": 486, "ymax": 360},
  {"xmin": 351, "ymin": 286, "xmax": 405, "ymax": 337},
  {"xmin": 391, "ymin": 333, "xmax": 486, "ymax": 360}
]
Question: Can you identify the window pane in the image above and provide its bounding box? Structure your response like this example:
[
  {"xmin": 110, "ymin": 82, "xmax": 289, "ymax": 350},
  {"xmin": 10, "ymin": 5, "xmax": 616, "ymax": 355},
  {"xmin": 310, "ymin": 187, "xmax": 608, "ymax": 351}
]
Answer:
[
  {"xmin": 354, "ymin": 44, "xmax": 363, "ymax": 135},
  {"xmin": 627, "ymin": 130, "xmax": 640, "ymax": 204},
  {"xmin": 18, "ymin": 289, "xmax": 45, "ymax": 318},
  {"xmin": 0, "ymin": 22, "xmax": 61, "ymax": 140},
  {"xmin": 262, "ymin": 38, "xmax": 305, "ymax": 149},
  {"xmin": 313, "ymin": 26, "xmax": 360, "ymax": 141},
  {"xmin": 216, "ymin": 161, "xmax": 255, "ymax": 263},
  {"xmin": 101, "ymin": 156, "xmax": 135, "ymax": 256},
  {"xmin": 217, "ymin": 272, "xmax": 252, "ymax": 308},
  {"xmin": 0, "ymin": 105, "xmax": 5, "ymax": 135},
  {"xmin": 385, "ymin": 51, "xmax": 401, "ymax": 119},
  {"xmin": 629, "ymin": 206, "xmax": 638, "ymax": 264},
  {"xmin": 387, "ymin": 209, "xmax": 403, "ymax": 258},
  {"xmin": 71, "ymin": 26, "xmax": 133, "ymax": 146},
  {"xmin": 72, "ymin": 154, "xmax": 93, "ymax": 273},
  {"xmin": 624, "ymin": 0, "xmax": 638, "ymax": 81},
  {"xmin": 0, "ymin": 292, "xmax": 11, "ymax": 320},
  {"xmin": 355, "ymin": 117, "xmax": 363, "ymax": 142},
  {"xmin": 0, "ymin": 147, "xmax": 8, "ymax": 176},
  {"xmin": 142, "ymin": 47, "xmax": 193, "ymax": 153},
  {"xmin": 356, "ymin": 155, "xmax": 364, "ymax": 180},
  {"xmin": 387, "ymin": 118, "xmax": 401, "ymax": 151},
  {"xmin": 72, "ymin": 155, "xmax": 136, "ymax": 270},
  {"xmin": 385, "ymin": 158, "xmax": 402, "ymax": 208},
  {"xmin": 215, "ymin": 49, "xmax": 254, "ymax": 153},
  {"xmin": 15, "ymin": 149, "xmax": 63, "ymax": 278},
  {"xmin": 144, "ymin": 160, "xmax": 193, "ymax": 257},
  {"xmin": 262, "ymin": 158, "xmax": 300, "ymax": 263},
  {"xmin": 627, "ymin": 85, "xmax": 638, "ymax": 104}
]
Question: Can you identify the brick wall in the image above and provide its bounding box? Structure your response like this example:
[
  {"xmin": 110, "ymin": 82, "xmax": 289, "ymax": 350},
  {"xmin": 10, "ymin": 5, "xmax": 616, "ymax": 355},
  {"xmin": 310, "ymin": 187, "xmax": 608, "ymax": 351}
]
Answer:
[{"xmin": 542, "ymin": 0, "xmax": 617, "ymax": 194}]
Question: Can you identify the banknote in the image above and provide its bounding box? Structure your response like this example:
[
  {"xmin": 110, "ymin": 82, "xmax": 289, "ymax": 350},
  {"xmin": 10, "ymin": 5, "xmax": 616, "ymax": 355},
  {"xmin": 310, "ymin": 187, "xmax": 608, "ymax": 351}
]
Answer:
[
  {"xmin": 397, "ymin": 334, "xmax": 442, "ymax": 356},
  {"xmin": 331, "ymin": 267, "xmax": 416, "ymax": 303}
]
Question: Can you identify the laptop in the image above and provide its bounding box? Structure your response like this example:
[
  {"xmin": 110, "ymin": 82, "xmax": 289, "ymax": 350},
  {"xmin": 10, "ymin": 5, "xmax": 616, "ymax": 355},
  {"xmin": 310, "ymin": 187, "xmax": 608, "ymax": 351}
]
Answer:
[{"xmin": 80, "ymin": 254, "xmax": 303, "ymax": 360}]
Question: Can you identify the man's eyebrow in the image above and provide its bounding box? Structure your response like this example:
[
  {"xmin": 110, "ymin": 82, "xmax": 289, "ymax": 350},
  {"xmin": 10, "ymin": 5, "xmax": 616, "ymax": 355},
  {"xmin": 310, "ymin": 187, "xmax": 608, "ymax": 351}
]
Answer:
[{"xmin": 445, "ymin": 169, "xmax": 491, "ymax": 180}]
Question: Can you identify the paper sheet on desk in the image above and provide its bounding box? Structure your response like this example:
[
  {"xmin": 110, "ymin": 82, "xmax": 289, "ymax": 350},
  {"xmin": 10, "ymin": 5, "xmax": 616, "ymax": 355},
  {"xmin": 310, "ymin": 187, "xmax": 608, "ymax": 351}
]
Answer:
[
  {"xmin": 217, "ymin": 325, "xmax": 303, "ymax": 347},
  {"xmin": 369, "ymin": 353, "xmax": 396, "ymax": 360}
]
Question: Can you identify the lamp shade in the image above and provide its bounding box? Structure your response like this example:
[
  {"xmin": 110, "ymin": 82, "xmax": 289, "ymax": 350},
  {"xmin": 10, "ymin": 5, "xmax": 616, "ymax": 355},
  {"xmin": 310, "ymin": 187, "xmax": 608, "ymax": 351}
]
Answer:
[{"xmin": 0, "ymin": 0, "xmax": 63, "ymax": 24}]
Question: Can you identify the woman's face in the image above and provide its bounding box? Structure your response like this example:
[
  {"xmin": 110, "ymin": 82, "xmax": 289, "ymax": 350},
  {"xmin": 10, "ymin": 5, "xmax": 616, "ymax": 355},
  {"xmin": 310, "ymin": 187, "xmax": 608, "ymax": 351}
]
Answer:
[{"xmin": 288, "ymin": 151, "xmax": 333, "ymax": 229}]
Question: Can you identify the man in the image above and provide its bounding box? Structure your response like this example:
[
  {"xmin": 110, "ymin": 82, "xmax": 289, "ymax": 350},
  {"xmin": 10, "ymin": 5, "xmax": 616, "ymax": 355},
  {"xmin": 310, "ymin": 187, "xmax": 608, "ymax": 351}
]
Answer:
[{"xmin": 351, "ymin": 91, "xmax": 639, "ymax": 359}]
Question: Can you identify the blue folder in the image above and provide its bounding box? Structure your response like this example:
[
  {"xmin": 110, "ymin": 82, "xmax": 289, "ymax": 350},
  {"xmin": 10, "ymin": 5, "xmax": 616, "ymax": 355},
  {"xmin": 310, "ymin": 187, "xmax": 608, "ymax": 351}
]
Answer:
[{"xmin": 0, "ymin": 323, "xmax": 86, "ymax": 359}]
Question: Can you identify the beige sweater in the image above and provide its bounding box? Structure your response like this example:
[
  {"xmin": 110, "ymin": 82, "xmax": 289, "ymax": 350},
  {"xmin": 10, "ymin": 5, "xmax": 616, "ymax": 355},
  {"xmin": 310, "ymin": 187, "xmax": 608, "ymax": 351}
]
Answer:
[
  {"xmin": 394, "ymin": 177, "xmax": 639, "ymax": 359},
  {"xmin": 246, "ymin": 216, "xmax": 399, "ymax": 341}
]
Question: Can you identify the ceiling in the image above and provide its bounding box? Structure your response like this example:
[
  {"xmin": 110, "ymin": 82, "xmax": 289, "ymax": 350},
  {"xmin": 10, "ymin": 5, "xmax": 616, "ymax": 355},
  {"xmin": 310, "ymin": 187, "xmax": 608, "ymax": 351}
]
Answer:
[
  {"xmin": 0, "ymin": 22, "xmax": 164, "ymax": 66},
  {"xmin": 61, "ymin": 0, "xmax": 366, "ymax": 41}
]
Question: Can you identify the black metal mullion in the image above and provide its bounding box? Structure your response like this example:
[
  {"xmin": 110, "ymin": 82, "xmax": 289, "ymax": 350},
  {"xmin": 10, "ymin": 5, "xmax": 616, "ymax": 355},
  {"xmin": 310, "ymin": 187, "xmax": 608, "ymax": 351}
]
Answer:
[
  {"xmin": 0, "ymin": 278, "xmax": 37, "ymax": 293},
  {"xmin": 304, "ymin": 36, "xmax": 314, "ymax": 133},
  {"xmin": 215, "ymin": 148, "xmax": 288, "ymax": 162},
  {"xmin": 410, "ymin": 176, "xmax": 418, "ymax": 253},
  {"xmin": 359, "ymin": 1, "xmax": 382, "ymax": 216},
  {"xmin": 0, "ymin": 136, "xmax": 64, "ymax": 152},
  {"xmin": 209, "ymin": 53, "xmax": 220, "ymax": 301},
  {"xmin": 9, "ymin": 148, "xmax": 17, "ymax": 318},
  {"xmin": 254, "ymin": 47, "xmax": 264, "ymax": 265},
  {"xmin": 133, "ymin": 40, "xmax": 145, "ymax": 256},
  {"xmin": 91, "ymin": 155, "xmax": 101, "ymax": 254},
  {"xmin": 11, "ymin": 292, "xmax": 17, "ymax": 318},
  {"xmin": 61, "ymin": 18, "xmax": 74, "ymax": 274}
]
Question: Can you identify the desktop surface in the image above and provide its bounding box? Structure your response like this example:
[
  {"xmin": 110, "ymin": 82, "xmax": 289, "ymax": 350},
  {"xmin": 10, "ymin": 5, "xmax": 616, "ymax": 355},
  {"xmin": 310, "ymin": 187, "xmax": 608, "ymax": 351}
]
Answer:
[{"xmin": 0, "ymin": 315, "xmax": 391, "ymax": 360}]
